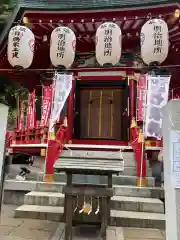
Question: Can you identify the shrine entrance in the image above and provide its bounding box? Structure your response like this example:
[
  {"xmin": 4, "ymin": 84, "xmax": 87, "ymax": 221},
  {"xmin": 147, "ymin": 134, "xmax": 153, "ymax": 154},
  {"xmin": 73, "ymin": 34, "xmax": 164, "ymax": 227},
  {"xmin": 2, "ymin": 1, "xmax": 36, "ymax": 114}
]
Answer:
[{"xmin": 73, "ymin": 81, "xmax": 128, "ymax": 141}]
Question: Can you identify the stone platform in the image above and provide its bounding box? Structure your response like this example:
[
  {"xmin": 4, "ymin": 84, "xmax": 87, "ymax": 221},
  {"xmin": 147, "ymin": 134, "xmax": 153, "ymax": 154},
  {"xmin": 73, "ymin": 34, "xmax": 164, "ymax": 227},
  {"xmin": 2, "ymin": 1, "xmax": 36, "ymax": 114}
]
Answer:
[{"xmin": 1, "ymin": 205, "xmax": 165, "ymax": 240}]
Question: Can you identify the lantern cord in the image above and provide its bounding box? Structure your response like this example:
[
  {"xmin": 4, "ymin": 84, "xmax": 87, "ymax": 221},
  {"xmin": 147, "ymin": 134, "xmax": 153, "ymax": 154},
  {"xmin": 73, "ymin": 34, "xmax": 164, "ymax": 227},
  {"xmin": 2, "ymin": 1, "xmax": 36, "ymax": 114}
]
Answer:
[
  {"xmin": 0, "ymin": 65, "xmax": 180, "ymax": 72},
  {"xmin": 12, "ymin": 11, "xmax": 177, "ymax": 25}
]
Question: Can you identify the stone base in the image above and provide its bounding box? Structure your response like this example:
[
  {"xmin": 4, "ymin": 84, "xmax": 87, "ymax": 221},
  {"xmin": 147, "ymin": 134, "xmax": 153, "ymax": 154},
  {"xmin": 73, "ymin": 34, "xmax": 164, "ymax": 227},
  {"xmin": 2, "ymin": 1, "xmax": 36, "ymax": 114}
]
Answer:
[{"xmin": 136, "ymin": 178, "xmax": 147, "ymax": 187}]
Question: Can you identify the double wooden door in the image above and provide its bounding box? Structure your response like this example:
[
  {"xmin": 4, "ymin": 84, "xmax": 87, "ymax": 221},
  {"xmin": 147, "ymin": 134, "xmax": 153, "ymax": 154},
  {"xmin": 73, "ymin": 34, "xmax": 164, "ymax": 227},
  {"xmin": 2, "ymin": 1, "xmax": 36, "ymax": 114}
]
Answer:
[{"xmin": 79, "ymin": 88, "xmax": 124, "ymax": 140}]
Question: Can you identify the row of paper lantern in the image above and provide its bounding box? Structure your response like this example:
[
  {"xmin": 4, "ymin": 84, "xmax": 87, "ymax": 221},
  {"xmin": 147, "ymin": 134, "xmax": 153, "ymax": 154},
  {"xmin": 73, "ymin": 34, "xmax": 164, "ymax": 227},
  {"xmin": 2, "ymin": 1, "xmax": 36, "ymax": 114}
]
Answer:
[{"xmin": 7, "ymin": 19, "xmax": 169, "ymax": 69}]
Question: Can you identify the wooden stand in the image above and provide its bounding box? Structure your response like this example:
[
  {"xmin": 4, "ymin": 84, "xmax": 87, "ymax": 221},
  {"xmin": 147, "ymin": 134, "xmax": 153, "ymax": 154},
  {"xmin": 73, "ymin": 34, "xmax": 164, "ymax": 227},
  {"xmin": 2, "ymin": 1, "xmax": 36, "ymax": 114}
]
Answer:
[{"xmin": 54, "ymin": 157, "xmax": 123, "ymax": 240}]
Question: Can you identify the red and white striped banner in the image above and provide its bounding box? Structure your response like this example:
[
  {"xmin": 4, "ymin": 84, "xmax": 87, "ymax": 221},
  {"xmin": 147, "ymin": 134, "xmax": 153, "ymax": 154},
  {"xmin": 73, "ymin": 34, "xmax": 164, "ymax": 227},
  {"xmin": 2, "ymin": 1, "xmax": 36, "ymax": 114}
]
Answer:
[
  {"xmin": 26, "ymin": 90, "xmax": 36, "ymax": 130},
  {"xmin": 137, "ymin": 74, "xmax": 147, "ymax": 121},
  {"xmin": 40, "ymin": 86, "xmax": 53, "ymax": 127}
]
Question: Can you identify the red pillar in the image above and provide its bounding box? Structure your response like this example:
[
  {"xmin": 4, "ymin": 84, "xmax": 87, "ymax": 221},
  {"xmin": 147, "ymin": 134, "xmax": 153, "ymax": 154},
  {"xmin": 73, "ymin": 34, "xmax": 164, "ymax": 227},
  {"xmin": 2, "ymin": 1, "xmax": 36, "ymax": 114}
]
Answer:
[
  {"xmin": 129, "ymin": 76, "xmax": 137, "ymax": 119},
  {"xmin": 44, "ymin": 125, "xmax": 67, "ymax": 181},
  {"xmin": 128, "ymin": 76, "xmax": 137, "ymax": 140},
  {"xmin": 130, "ymin": 119, "xmax": 147, "ymax": 186},
  {"xmin": 135, "ymin": 132, "xmax": 146, "ymax": 186}
]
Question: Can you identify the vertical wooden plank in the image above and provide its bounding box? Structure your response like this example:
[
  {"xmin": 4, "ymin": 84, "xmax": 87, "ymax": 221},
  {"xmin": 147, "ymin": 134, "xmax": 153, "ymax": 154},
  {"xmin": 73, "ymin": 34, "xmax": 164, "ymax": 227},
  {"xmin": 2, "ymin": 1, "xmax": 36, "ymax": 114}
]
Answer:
[
  {"xmin": 107, "ymin": 174, "xmax": 112, "ymax": 225},
  {"xmin": 101, "ymin": 89, "xmax": 112, "ymax": 139},
  {"xmin": 101, "ymin": 197, "xmax": 107, "ymax": 240},
  {"xmin": 65, "ymin": 195, "xmax": 73, "ymax": 240},
  {"xmin": 65, "ymin": 173, "xmax": 73, "ymax": 240}
]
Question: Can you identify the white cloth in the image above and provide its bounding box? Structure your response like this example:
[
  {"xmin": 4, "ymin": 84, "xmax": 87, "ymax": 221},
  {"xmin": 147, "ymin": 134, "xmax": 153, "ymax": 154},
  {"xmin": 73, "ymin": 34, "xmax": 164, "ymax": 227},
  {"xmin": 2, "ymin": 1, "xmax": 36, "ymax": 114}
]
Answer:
[{"xmin": 158, "ymin": 148, "xmax": 163, "ymax": 162}]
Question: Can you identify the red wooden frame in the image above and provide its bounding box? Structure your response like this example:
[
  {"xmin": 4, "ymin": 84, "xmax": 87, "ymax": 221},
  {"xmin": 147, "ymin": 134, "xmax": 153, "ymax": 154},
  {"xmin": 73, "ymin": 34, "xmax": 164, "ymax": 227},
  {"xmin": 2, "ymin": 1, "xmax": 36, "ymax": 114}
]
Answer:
[{"xmin": 66, "ymin": 72, "xmax": 133, "ymax": 146}]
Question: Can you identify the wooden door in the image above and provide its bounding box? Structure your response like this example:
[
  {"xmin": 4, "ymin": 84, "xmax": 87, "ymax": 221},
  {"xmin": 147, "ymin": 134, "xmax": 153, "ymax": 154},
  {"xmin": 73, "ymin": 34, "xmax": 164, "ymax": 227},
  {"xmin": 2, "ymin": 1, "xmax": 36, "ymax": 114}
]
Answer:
[{"xmin": 80, "ymin": 88, "xmax": 123, "ymax": 140}]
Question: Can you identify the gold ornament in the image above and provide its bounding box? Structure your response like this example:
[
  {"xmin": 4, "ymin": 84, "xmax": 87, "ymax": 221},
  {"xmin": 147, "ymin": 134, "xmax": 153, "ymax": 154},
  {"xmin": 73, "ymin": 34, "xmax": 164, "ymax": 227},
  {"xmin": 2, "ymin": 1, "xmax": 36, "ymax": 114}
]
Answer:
[
  {"xmin": 40, "ymin": 149, "xmax": 46, "ymax": 157},
  {"xmin": 130, "ymin": 118, "xmax": 136, "ymax": 128},
  {"xmin": 174, "ymin": 9, "xmax": 180, "ymax": 18},
  {"xmin": 23, "ymin": 17, "xmax": 29, "ymax": 24},
  {"xmin": 138, "ymin": 129, "xmax": 144, "ymax": 143}
]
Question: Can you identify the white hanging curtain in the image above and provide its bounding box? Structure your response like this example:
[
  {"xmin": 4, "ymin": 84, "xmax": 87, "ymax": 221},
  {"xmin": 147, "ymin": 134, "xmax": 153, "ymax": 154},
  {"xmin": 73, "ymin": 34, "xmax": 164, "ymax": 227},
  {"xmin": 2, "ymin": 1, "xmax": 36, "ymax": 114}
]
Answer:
[
  {"xmin": 145, "ymin": 75, "xmax": 171, "ymax": 139},
  {"xmin": 49, "ymin": 73, "xmax": 72, "ymax": 130}
]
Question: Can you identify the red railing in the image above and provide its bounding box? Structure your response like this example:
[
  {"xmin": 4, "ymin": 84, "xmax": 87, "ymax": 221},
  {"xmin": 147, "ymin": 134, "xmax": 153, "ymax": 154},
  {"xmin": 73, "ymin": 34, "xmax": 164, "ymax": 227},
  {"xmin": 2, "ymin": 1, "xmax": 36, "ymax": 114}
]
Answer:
[{"xmin": 9, "ymin": 120, "xmax": 64, "ymax": 146}]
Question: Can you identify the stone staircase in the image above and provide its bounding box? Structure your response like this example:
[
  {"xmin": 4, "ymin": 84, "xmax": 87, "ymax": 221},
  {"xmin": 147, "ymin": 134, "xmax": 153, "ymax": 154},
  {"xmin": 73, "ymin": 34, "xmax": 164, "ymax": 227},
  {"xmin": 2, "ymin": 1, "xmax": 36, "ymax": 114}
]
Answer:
[{"xmin": 14, "ymin": 149, "xmax": 165, "ymax": 229}]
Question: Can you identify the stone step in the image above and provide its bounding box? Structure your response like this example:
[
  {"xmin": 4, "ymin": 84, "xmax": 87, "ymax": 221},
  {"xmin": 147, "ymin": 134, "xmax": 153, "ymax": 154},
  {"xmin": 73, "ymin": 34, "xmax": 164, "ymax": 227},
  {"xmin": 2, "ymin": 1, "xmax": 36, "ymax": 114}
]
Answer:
[
  {"xmin": 54, "ymin": 173, "xmax": 155, "ymax": 186},
  {"xmin": 111, "ymin": 210, "xmax": 165, "ymax": 229},
  {"xmin": 7, "ymin": 164, "xmax": 44, "ymax": 181},
  {"xmin": 24, "ymin": 191, "xmax": 164, "ymax": 213},
  {"xmin": 33, "ymin": 182, "xmax": 163, "ymax": 199},
  {"xmin": 5, "ymin": 180, "xmax": 163, "ymax": 198},
  {"xmin": 15, "ymin": 205, "xmax": 165, "ymax": 229},
  {"xmin": 122, "ymin": 167, "xmax": 152, "ymax": 176}
]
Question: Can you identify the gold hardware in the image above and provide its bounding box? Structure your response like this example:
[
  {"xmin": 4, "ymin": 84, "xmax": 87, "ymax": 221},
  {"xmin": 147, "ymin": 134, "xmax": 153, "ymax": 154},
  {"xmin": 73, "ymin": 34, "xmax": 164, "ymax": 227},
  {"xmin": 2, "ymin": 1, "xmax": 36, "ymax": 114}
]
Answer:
[
  {"xmin": 130, "ymin": 118, "xmax": 136, "ymax": 128},
  {"xmin": 40, "ymin": 149, "xmax": 46, "ymax": 157},
  {"xmin": 138, "ymin": 129, "xmax": 144, "ymax": 143},
  {"xmin": 174, "ymin": 9, "xmax": 180, "ymax": 18},
  {"xmin": 23, "ymin": 17, "xmax": 29, "ymax": 24},
  {"xmin": 49, "ymin": 131, "xmax": 55, "ymax": 140},
  {"xmin": 128, "ymin": 75, "xmax": 137, "ymax": 81}
]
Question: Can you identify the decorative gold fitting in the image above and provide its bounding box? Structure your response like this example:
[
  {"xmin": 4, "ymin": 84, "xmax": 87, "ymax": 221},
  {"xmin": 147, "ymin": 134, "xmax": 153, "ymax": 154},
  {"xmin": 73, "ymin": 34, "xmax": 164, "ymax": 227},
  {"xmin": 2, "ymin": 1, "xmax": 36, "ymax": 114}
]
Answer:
[
  {"xmin": 23, "ymin": 17, "xmax": 29, "ymax": 24},
  {"xmin": 127, "ymin": 75, "xmax": 137, "ymax": 81},
  {"xmin": 174, "ymin": 9, "xmax": 180, "ymax": 18}
]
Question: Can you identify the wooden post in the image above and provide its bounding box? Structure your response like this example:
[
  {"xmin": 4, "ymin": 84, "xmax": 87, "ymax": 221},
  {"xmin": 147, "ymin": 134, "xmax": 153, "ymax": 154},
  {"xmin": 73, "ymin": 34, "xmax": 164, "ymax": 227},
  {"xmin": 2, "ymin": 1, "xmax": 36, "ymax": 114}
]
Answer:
[
  {"xmin": 66, "ymin": 80, "xmax": 74, "ymax": 142},
  {"xmin": 128, "ymin": 75, "xmax": 137, "ymax": 120},
  {"xmin": 65, "ymin": 173, "xmax": 73, "ymax": 240}
]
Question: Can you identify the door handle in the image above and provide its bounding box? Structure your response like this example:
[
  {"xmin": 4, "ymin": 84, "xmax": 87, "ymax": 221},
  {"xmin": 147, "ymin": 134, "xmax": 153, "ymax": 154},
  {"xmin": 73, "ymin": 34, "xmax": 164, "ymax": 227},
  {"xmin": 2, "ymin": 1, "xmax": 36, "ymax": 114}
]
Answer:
[
  {"xmin": 109, "ymin": 100, "xmax": 113, "ymax": 104},
  {"xmin": 89, "ymin": 100, "xmax": 93, "ymax": 104}
]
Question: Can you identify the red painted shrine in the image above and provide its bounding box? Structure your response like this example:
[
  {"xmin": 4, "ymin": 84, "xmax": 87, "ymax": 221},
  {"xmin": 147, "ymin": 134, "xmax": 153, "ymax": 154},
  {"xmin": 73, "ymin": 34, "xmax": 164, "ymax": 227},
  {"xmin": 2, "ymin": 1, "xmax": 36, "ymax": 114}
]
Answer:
[{"xmin": 1, "ymin": 3, "xmax": 180, "ymax": 184}]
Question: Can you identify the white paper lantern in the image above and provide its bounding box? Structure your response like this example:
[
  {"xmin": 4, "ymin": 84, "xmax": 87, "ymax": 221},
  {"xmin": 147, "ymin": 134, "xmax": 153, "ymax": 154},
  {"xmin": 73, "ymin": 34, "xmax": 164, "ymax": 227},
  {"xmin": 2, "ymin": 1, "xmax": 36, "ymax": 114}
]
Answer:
[
  {"xmin": 7, "ymin": 26, "xmax": 35, "ymax": 68},
  {"xmin": 50, "ymin": 26, "xmax": 76, "ymax": 68},
  {"xmin": 96, "ymin": 22, "xmax": 122, "ymax": 66},
  {"xmin": 140, "ymin": 19, "xmax": 169, "ymax": 65}
]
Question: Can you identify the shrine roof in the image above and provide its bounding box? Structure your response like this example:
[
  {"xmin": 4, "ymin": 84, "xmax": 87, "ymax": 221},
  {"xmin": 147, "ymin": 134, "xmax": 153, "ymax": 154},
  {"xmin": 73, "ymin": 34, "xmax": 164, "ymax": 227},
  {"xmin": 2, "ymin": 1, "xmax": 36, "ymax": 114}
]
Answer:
[
  {"xmin": 0, "ymin": 0, "xmax": 179, "ymax": 90},
  {"xmin": 13, "ymin": 0, "xmax": 180, "ymax": 10}
]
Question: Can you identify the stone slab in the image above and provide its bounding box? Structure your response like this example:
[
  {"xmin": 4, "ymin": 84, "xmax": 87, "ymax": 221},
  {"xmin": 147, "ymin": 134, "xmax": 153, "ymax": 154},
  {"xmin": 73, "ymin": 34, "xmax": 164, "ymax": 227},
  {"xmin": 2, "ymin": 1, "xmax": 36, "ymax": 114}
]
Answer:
[
  {"xmin": 51, "ymin": 224, "xmax": 125, "ymax": 240},
  {"xmin": 0, "ymin": 217, "xmax": 24, "ymax": 227},
  {"xmin": 111, "ymin": 210, "xmax": 165, "ymax": 229},
  {"xmin": 8, "ymin": 226, "xmax": 52, "ymax": 240},
  {"xmin": 0, "ymin": 237, "xmax": 28, "ymax": 240},
  {"xmin": 54, "ymin": 173, "xmax": 155, "ymax": 186},
  {"xmin": 20, "ymin": 219, "xmax": 58, "ymax": 232},
  {"xmin": 15, "ymin": 205, "xmax": 165, "ymax": 229},
  {"xmin": 0, "ymin": 225, "xmax": 16, "ymax": 235},
  {"xmin": 24, "ymin": 191, "xmax": 164, "ymax": 213},
  {"xmin": 123, "ymin": 227, "xmax": 164, "ymax": 239},
  {"xmin": 4, "ymin": 180, "xmax": 163, "ymax": 198}
]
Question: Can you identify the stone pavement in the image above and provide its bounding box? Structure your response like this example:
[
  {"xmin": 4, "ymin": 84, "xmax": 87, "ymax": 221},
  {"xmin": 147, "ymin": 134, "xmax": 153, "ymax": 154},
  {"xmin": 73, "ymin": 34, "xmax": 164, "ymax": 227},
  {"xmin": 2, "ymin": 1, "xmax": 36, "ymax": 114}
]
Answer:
[{"xmin": 0, "ymin": 205, "xmax": 165, "ymax": 240}]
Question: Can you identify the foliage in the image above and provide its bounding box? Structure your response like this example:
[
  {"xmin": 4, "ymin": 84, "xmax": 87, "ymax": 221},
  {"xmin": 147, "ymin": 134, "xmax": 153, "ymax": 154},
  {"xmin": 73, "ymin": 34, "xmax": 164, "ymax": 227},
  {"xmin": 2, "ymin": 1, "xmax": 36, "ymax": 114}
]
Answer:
[
  {"xmin": 7, "ymin": 106, "xmax": 16, "ymax": 129},
  {"xmin": 0, "ymin": 75, "xmax": 27, "ymax": 107},
  {"xmin": 0, "ymin": 75, "xmax": 28, "ymax": 129},
  {"xmin": 0, "ymin": 0, "xmax": 20, "ymax": 128}
]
